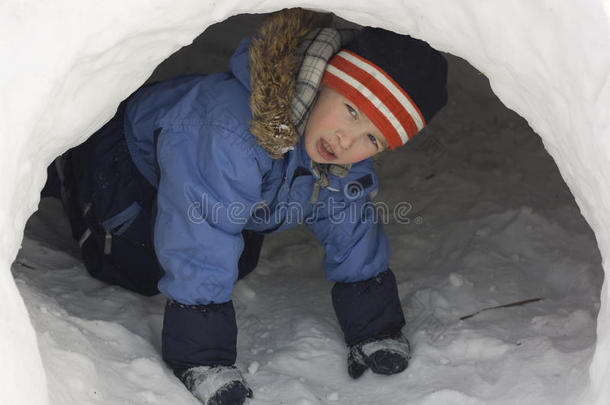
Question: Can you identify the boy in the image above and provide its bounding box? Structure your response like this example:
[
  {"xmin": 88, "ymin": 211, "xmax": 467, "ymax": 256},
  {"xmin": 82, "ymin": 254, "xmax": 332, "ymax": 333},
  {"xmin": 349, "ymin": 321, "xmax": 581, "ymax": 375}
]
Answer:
[{"xmin": 54, "ymin": 8, "xmax": 447, "ymax": 405}]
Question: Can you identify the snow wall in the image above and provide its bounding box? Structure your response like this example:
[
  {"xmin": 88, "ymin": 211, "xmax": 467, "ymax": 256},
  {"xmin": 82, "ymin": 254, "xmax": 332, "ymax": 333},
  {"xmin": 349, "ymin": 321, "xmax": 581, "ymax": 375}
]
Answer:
[{"xmin": 1, "ymin": 0, "xmax": 608, "ymax": 403}]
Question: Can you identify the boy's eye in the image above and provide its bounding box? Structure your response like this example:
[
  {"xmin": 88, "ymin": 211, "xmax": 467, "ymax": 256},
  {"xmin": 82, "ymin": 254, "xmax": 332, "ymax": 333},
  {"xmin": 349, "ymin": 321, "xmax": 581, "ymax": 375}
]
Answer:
[
  {"xmin": 346, "ymin": 104, "xmax": 357, "ymax": 119},
  {"xmin": 368, "ymin": 134, "xmax": 379, "ymax": 149}
]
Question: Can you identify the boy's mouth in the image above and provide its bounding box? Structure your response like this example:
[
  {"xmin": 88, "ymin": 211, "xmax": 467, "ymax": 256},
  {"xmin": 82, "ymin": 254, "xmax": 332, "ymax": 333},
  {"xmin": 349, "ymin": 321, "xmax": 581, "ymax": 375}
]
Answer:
[{"xmin": 317, "ymin": 139, "xmax": 336, "ymax": 160}]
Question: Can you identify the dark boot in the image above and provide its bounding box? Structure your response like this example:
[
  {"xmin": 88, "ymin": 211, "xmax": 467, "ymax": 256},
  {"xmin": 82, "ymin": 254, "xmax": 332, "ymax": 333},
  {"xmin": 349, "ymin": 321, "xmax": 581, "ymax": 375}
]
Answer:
[{"xmin": 178, "ymin": 365, "xmax": 253, "ymax": 405}]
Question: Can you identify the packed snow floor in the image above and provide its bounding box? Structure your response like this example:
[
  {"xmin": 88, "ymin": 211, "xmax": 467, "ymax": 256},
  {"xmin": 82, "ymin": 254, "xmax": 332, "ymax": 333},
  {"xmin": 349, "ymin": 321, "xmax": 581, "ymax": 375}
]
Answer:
[{"xmin": 12, "ymin": 19, "xmax": 603, "ymax": 405}]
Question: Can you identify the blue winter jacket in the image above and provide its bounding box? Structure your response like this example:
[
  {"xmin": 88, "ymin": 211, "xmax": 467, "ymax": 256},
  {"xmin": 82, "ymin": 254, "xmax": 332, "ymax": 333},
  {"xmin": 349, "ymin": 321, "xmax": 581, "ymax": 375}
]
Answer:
[{"xmin": 123, "ymin": 37, "xmax": 390, "ymax": 306}]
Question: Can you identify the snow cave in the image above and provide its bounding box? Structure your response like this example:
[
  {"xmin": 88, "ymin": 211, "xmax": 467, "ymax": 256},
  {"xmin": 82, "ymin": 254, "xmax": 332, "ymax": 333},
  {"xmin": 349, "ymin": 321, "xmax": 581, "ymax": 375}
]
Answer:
[{"xmin": 1, "ymin": 2, "xmax": 609, "ymax": 404}]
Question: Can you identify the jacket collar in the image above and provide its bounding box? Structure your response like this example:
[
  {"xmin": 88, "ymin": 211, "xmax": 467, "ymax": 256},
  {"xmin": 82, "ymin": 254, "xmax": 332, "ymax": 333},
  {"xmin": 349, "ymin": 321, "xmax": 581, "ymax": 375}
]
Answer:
[
  {"xmin": 248, "ymin": 8, "xmax": 325, "ymax": 159},
  {"xmin": 244, "ymin": 9, "xmax": 356, "ymax": 203}
]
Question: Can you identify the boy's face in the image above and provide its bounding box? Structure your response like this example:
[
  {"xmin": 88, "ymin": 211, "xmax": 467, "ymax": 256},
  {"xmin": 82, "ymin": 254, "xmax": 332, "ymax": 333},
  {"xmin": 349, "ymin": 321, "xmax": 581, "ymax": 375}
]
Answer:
[{"xmin": 304, "ymin": 86, "xmax": 388, "ymax": 165}]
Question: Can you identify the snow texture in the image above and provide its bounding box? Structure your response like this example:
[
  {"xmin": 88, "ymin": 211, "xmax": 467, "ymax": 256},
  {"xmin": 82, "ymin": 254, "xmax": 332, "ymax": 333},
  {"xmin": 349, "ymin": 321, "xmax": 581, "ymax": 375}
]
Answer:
[{"xmin": 1, "ymin": 1, "xmax": 609, "ymax": 404}]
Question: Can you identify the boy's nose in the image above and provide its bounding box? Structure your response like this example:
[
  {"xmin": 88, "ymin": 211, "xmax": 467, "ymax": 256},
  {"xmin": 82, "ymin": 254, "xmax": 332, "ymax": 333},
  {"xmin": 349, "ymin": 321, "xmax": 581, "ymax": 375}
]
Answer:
[{"xmin": 337, "ymin": 130, "xmax": 356, "ymax": 149}]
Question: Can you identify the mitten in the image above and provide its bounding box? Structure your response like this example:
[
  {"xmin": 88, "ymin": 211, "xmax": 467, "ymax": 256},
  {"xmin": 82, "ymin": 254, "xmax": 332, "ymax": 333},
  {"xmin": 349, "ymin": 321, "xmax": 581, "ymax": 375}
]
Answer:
[
  {"xmin": 178, "ymin": 365, "xmax": 253, "ymax": 405},
  {"xmin": 347, "ymin": 332, "xmax": 411, "ymax": 379}
]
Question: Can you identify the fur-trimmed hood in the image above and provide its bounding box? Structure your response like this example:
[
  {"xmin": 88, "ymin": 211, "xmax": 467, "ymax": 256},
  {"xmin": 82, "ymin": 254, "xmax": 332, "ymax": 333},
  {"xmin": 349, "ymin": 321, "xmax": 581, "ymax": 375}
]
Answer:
[{"xmin": 248, "ymin": 9, "xmax": 328, "ymax": 159}]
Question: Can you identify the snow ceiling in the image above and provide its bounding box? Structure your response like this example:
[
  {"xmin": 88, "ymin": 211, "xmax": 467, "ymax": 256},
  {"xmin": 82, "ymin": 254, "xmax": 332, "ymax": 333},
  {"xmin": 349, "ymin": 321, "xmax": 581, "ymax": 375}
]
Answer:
[{"xmin": 1, "ymin": 0, "xmax": 609, "ymax": 403}]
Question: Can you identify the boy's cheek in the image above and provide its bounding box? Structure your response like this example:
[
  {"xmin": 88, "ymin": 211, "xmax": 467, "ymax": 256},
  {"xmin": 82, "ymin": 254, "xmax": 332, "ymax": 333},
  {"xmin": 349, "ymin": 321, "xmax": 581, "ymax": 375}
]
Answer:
[
  {"xmin": 303, "ymin": 130, "xmax": 320, "ymax": 162},
  {"xmin": 303, "ymin": 136, "xmax": 318, "ymax": 162}
]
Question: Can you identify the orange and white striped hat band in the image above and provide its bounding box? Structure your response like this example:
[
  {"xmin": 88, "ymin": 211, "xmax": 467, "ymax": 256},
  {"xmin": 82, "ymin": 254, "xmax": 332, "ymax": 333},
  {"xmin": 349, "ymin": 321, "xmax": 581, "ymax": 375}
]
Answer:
[{"xmin": 322, "ymin": 50, "xmax": 426, "ymax": 149}]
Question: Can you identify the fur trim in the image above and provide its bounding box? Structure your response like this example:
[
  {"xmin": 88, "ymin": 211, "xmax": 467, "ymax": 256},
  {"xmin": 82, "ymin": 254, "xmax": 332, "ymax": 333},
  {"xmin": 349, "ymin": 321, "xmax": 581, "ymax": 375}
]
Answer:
[{"xmin": 249, "ymin": 8, "xmax": 326, "ymax": 159}]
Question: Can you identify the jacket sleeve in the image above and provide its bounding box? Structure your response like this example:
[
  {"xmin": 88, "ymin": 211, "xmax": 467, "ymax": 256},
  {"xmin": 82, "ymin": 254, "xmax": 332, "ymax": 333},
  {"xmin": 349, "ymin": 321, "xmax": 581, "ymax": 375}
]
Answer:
[
  {"xmin": 153, "ymin": 123, "xmax": 264, "ymax": 305},
  {"xmin": 305, "ymin": 168, "xmax": 405, "ymax": 345},
  {"xmin": 304, "ymin": 171, "xmax": 390, "ymax": 283}
]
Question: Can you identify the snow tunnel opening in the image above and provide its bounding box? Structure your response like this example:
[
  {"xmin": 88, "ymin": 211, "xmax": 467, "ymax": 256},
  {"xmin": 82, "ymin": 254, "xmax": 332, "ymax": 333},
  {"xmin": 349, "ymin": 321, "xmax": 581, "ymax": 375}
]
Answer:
[{"xmin": 12, "ymin": 9, "xmax": 605, "ymax": 404}]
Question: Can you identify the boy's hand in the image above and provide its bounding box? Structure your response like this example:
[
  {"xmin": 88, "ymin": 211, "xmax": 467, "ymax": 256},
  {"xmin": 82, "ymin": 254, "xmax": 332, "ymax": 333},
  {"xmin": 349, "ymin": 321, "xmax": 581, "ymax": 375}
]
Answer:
[{"xmin": 347, "ymin": 332, "xmax": 411, "ymax": 379}]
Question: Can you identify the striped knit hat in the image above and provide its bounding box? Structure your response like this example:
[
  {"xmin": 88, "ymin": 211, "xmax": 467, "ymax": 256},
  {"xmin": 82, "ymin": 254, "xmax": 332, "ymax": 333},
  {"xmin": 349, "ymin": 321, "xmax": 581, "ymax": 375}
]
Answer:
[{"xmin": 321, "ymin": 27, "xmax": 448, "ymax": 149}]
